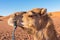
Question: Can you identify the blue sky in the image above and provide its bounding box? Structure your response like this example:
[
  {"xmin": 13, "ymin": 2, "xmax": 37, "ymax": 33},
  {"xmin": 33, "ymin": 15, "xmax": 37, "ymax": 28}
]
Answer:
[{"xmin": 0, "ymin": 0, "xmax": 60, "ymax": 16}]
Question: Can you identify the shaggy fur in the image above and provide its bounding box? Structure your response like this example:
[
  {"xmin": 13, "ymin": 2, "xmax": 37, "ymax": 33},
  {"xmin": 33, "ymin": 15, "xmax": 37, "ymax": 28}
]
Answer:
[
  {"xmin": 7, "ymin": 8, "xmax": 58, "ymax": 40},
  {"xmin": 22, "ymin": 8, "xmax": 58, "ymax": 40}
]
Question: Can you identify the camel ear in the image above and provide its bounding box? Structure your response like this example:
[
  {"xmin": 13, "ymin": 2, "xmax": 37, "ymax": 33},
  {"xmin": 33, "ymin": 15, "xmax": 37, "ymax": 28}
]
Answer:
[
  {"xmin": 31, "ymin": 8, "xmax": 41, "ymax": 14},
  {"xmin": 40, "ymin": 8, "xmax": 47, "ymax": 16},
  {"xmin": 28, "ymin": 8, "xmax": 47, "ymax": 16}
]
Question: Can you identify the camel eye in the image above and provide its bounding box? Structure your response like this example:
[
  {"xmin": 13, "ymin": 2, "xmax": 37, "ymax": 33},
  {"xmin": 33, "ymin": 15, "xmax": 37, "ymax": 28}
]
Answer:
[
  {"xmin": 28, "ymin": 15, "xmax": 33, "ymax": 17},
  {"xmin": 34, "ymin": 15, "xmax": 37, "ymax": 16}
]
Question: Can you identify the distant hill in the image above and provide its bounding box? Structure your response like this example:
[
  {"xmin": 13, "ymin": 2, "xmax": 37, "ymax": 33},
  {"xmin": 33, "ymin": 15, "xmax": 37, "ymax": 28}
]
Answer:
[
  {"xmin": 48, "ymin": 12, "xmax": 60, "ymax": 17},
  {"xmin": 0, "ymin": 16, "xmax": 3, "ymax": 17}
]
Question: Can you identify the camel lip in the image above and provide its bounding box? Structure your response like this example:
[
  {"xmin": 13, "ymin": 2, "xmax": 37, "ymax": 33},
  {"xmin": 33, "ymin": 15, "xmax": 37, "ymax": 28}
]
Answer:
[
  {"xmin": 21, "ymin": 22, "xmax": 24, "ymax": 25},
  {"xmin": 20, "ymin": 22, "xmax": 29, "ymax": 28},
  {"xmin": 21, "ymin": 22, "xmax": 27, "ymax": 26}
]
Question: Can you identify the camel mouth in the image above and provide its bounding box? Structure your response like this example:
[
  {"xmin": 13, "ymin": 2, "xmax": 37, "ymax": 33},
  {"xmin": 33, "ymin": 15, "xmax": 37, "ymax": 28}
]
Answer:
[
  {"xmin": 21, "ymin": 22, "xmax": 24, "ymax": 26},
  {"xmin": 21, "ymin": 22, "xmax": 29, "ymax": 28}
]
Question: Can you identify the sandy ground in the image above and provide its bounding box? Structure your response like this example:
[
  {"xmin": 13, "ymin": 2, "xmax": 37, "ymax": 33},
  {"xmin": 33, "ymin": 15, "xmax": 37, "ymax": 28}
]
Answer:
[
  {"xmin": 0, "ymin": 16, "xmax": 34, "ymax": 40},
  {"xmin": 0, "ymin": 12, "xmax": 60, "ymax": 40}
]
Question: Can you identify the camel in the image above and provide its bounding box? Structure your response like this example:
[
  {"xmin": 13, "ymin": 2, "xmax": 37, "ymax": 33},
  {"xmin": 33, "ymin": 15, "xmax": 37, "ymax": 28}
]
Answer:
[
  {"xmin": 7, "ymin": 8, "xmax": 58, "ymax": 40},
  {"xmin": 21, "ymin": 8, "xmax": 58, "ymax": 40}
]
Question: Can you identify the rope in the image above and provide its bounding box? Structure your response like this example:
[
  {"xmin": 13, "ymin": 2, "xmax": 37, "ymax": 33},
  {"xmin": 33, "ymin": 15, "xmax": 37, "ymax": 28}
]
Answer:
[{"xmin": 12, "ymin": 26, "xmax": 17, "ymax": 40}]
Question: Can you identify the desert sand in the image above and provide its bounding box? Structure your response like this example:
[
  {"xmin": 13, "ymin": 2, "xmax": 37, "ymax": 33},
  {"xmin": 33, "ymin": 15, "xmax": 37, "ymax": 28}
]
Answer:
[
  {"xmin": 0, "ymin": 15, "xmax": 33, "ymax": 40},
  {"xmin": 0, "ymin": 12, "xmax": 60, "ymax": 40}
]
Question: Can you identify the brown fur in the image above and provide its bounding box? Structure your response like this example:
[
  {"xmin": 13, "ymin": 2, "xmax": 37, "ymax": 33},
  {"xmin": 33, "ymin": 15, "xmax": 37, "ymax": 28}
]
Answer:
[
  {"xmin": 22, "ymin": 8, "xmax": 58, "ymax": 40},
  {"xmin": 8, "ymin": 12, "xmax": 26, "ymax": 27},
  {"xmin": 7, "ymin": 8, "xmax": 58, "ymax": 40}
]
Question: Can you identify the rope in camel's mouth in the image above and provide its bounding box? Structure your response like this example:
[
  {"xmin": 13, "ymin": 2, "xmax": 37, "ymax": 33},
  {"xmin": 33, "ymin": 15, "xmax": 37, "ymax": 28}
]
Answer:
[{"xmin": 12, "ymin": 26, "xmax": 17, "ymax": 40}]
